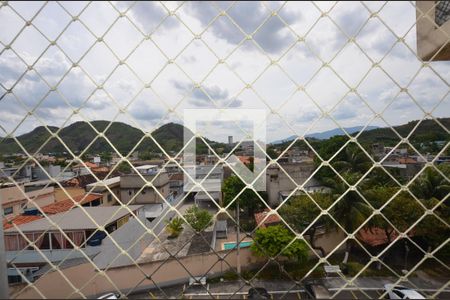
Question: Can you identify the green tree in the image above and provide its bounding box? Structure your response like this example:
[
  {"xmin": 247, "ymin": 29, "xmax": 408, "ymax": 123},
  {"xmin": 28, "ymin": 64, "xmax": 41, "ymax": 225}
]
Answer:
[
  {"xmin": 316, "ymin": 136, "xmax": 348, "ymax": 162},
  {"xmin": 100, "ymin": 152, "xmax": 112, "ymax": 164},
  {"xmin": 368, "ymin": 192, "xmax": 422, "ymax": 245},
  {"xmin": 222, "ymin": 175, "xmax": 265, "ymax": 216},
  {"xmin": 411, "ymin": 167, "xmax": 450, "ymax": 202},
  {"xmin": 326, "ymin": 176, "xmax": 372, "ymax": 263},
  {"xmin": 279, "ymin": 194, "xmax": 332, "ymax": 257},
  {"xmin": 116, "ymin": 161, "xmax": 131, "ymax": 174},
  {"xmin": 165, "ymin": 217, "xmax": 184, "ymax": 238},
  {"xmin": 251, "ymin": 225, "xmax": 308, "ymax": 263},
  {"xmin": 184, "ymin": 206, "xmax": 213, "ymax": 233},
  {"xmin": 359, "ymin": 168, "xmax": 397, "ymax": 190},
  {"xmin": 139, "ymin": 151, "xmax": 157, "ymax": 160},
  {"xmin": 361, "ymin": 186, "xmax": 399, "ymax": 209},
  {"xmin": 415, "ymin": 198, "xmax": 450, "ymax": 252},
  {"xmin": 332, "ymin": 144, "xmax": 371, "ymax": 176},
  {"xmin": 266, "ymin": 147, "xmax": 278, "ymax": 160},
  {"xmin": 313, "ymin": 136, "xmax": 348, "ymax": 184}
]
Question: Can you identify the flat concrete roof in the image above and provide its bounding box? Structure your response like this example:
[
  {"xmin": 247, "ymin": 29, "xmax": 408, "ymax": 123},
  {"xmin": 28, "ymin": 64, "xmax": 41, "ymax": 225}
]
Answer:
[
  {"xmin": 143, "ymin": 203, "xmax": 165, "ymax": 218},
  {"xmin": 184, "ymin": 179, "xmax": 222, "ymax": 192},
  {"xmin": 136, "ymin": 165, "xmax": 158, "ymax": 169},
  {"xmin": 5, "ymin": 205, "xmax": 143, "ymax": 233},
  {"xmin": 195, "ymin": 191, "xmax": 221, "ymax": 201},
  {"xmin": 85, "ymin": 176, "xmax": 121, "ymax": 189}
]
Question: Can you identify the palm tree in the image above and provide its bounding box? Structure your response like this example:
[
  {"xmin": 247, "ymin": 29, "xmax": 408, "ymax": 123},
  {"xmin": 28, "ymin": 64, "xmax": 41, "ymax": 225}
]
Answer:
[
  {"xmin": 333, "ymin": 144, "xmax": 372, "ymax": 177},
  {"xmin": 165, "ymin": 217, "xmax": 184, "ymax": 238},
  {"xmin": 325, "ymin": 177, "xmax": 372, "ymax": 263},
  {"xmin": 411, "ymin": 167, "xmax": 450, "ymax": 202}
]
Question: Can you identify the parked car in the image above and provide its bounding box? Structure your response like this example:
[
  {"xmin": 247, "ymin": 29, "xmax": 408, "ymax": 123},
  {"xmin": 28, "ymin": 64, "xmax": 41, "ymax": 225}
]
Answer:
[
  {"xmin": 384, "ymin": 284, "xmax": 425, "ymax": 299},
  {"xmin": 248, "ymin": 287, "xmax": 270, "ymax": 299},
  {"xmin": 97, "ymin": 292, "xmax": 120, "ymax": 299},
  {"xmin": 304, "ymin": 281, "xmax": 331, "ymax": 299}
]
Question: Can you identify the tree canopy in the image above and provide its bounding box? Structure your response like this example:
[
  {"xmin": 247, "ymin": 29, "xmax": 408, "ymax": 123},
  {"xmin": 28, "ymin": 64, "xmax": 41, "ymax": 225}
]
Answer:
[
  {"xmin": 222, "ymin": 175, "xmax": 266, "ymax": 215},
  {"xmin": 250, "ymin": 225, "xmax": 309, "ymax": 262},
  {"xmin": 184, "ymin": 205, "xmax": 213, "ymax": 233}
]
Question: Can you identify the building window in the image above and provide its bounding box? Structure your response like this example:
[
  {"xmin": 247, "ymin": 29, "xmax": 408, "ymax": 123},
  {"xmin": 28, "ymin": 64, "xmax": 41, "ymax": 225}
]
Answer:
[
  {"xmin": 107, "ymin": 194, "xmax": 112, "ymax": 202},
  {"xmin": 4, "ymin": 207, "xmax": 13, "ymax": 215},
  {"xmin": 8, "ymin": 275, "xmax": 22, "ymax": 284},
  {"xmin": 128, "ymin": 189, "xmax": 132, "ymax": 196}
]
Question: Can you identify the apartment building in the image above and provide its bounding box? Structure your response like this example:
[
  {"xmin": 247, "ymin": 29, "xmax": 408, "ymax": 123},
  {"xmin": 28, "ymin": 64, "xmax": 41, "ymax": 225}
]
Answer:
[{"xmin": 266, "ymin": 161, "xmax": 317, "ymax": 205}]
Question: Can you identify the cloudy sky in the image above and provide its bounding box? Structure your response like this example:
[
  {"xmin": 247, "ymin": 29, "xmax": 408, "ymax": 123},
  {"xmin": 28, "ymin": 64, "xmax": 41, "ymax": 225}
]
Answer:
[{"xmin": 0, "ymin": 1, "xmax": 449, "ymax": 144}]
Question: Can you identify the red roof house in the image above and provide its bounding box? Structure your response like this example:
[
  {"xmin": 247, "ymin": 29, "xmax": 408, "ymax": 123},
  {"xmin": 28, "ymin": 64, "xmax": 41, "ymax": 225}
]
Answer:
[
  {"xmin": 41, "ymin": 193, "xmax": 103, "ymax": 214},
  {"xmin": 254, "ymin": 209, "xmax": 281, "ymax": 228}
]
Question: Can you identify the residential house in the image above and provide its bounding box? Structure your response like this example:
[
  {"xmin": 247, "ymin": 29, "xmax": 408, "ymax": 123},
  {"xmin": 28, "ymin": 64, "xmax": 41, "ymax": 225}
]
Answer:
[
  {"xmin": 266, "ymin": 161, "xmax": 317, "ymax": 205},
  {"xmin": 120, "ymin": 165, "xmax": 170, "ymax": 205},
  {"xmin": 164, "ymin": 163, "xmax": 181, "ymax": 174},
  {"xmin": 278, "ymin": 147, "xmax": 311, "ymax": 164},
  {"xmin": 72, "ymin": 161, "xmax": 98, "ymax": 176},
  {"xmin": 3, "ymin": 205, "xmax": 143, "ymax": 283},
  {"xmin": 254, "ymin": 209, "xmax": 282, "ymax": 228},
  {"xmin": 184, "ymin": 165, "xmax": 224, "ymax": 206},
  {"xmin": 0, "ymin": 164, "xmax": 33, "ymax": 182},
  {"xmin": 40, "ymin": 193, "xmax": 104, "ymax": 214},
  {"xmin": 1, "ymin": 185, "xmax": 55, "ymax": 217},
  {"xmin": 169, "ymin": 173, "xmax": 184, "ymax": 195},
  {"xmin": 3, "ymin": 193, "xmax": 104, "ymax": 230},
  {"xmin": 85, "ymin": 176, "xmax": 121, "ymax": 206},
  {"xmin": 32, "ymin": 164, "xmax": 75, "ymax": 181},
  {"xmin": 53, "ymin": 186, "xmax": 86, "ymax": 202}
]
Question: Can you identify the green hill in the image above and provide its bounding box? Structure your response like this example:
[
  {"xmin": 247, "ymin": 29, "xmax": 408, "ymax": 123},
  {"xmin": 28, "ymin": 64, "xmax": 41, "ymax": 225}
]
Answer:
[
  {"xmin": 1, "ymin": 118, "xmax": 448, "ymax": 156},
  {"xmin": 357, "ymin": 117, "xmax": 450, "ymax": 146},
  {"xmin": 268, "ymin": 117, "xmax": 449, "ymax": 156},
  {"xmin": 0, "ymin": 121, "xmax": 198, "ymax": 155}
]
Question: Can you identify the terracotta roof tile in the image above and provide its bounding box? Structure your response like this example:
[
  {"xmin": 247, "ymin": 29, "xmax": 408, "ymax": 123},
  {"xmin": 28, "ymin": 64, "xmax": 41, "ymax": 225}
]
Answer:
[
  {"xmin": 254, "ymin": 209, "xmax": 281, "ymax": 228},
  {"xmin": 169, "ymin": 173, "xmax": 184, "ymax": 181},
  {"xmin": 91, "ymin": 167, "xmax": 109, "ymax": 173},
  {"xmin": 398, "ymin": 157, "xmax": 418, "ymax": 164},
  {"xmin": 73, "ymin": 162, "xmax": 98, "ymax": 168},
  {"xmin": 3, "ymin": 215, "xmax": 42, "ymax": 230},
  {"xmin": 41, "ymin": 193, "xmax": 103, "ymax": 214},
  {"xmin": 357, "ymin": 227, "xmax": 414, "ymax": 247},
  {"xmin": 237, "ymin": 156, "xmax": 252, "ymax": 165}
]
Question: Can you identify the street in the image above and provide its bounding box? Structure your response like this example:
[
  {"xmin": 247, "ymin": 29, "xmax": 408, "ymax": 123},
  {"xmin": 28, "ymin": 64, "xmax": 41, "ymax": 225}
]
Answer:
[
  {"xmin": 130, "ymin": 277, "xmax": 450, "ymax": 299},
  {"xmin": 134, "ymin": 288, "xmax": 450, "ymax": 299}
]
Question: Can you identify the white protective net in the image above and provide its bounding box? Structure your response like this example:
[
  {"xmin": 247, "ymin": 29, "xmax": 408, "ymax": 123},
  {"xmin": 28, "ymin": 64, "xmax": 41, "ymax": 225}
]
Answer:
[{"xmin": 0, "ymin": 1, "xmax": 449, "ymax": 299}]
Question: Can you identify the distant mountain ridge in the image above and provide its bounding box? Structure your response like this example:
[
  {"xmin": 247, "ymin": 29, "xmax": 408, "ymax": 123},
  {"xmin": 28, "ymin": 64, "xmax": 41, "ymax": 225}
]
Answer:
[
  {"xmin": 0, "ymin": 121, "xmax": 194, "ymax": 155},
  {"xmin": 1, "ymin": 118, "xmax": 449, "ymax": 155},
  {"xmin": 270, "ymin": 118, "xmax": 450, "ymax": 147},
  {"xmin": 271, "ymin": 126, "xmax": 379, "ymax": 144}
]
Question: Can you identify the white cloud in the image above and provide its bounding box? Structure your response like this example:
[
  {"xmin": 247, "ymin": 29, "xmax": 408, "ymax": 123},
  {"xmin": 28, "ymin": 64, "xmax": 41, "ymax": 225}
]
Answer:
[{"xmin": 0, "ymin": 1, "xmax": 449, "ymax": 143}]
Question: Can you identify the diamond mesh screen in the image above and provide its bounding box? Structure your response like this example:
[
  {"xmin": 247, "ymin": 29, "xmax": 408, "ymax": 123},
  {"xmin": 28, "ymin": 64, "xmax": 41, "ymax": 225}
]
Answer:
[{"xmin": 0, "ymin": 1, "xmax": 449, "ymax": 299}]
